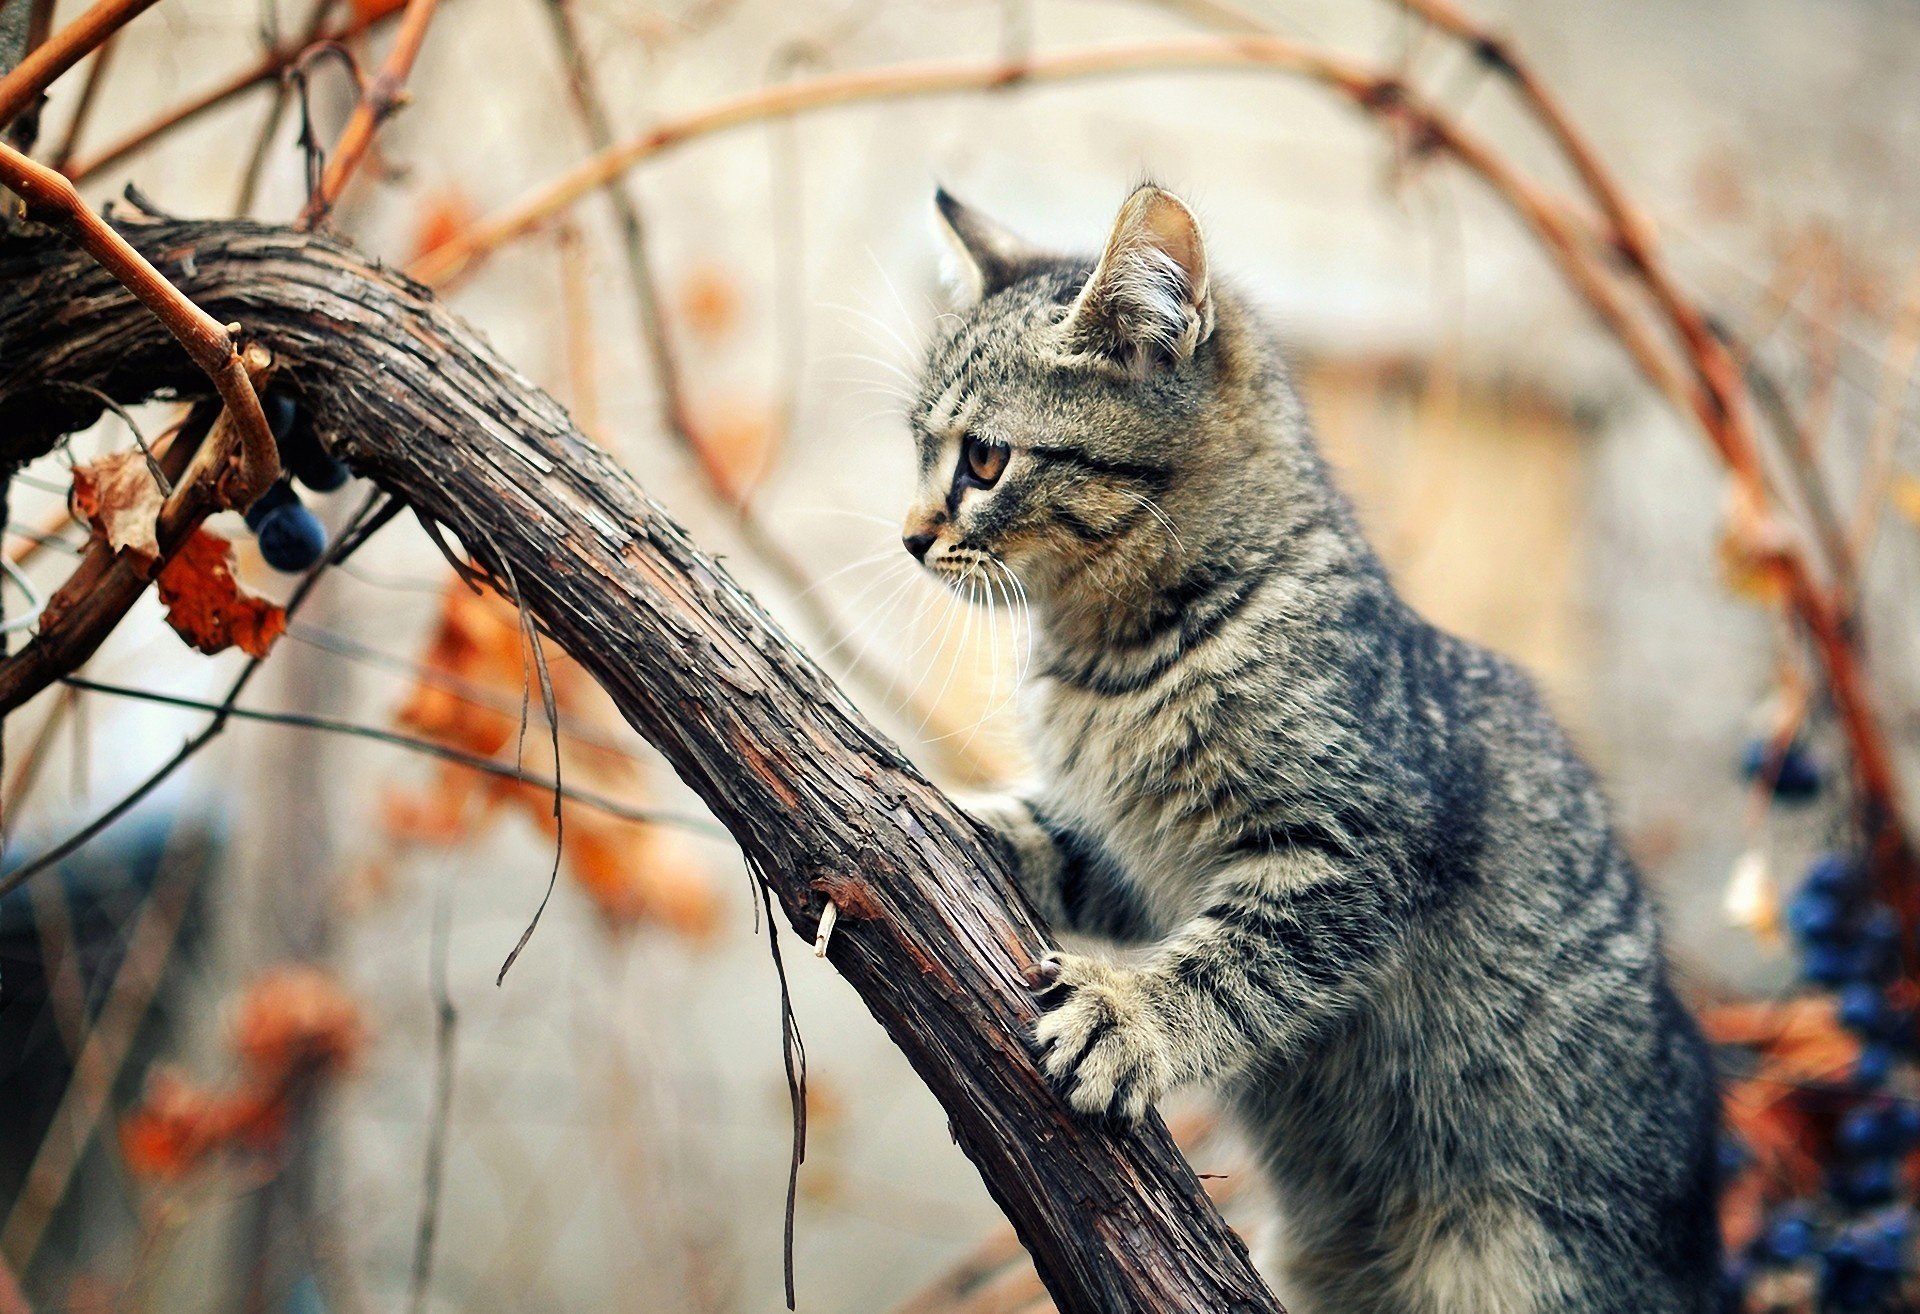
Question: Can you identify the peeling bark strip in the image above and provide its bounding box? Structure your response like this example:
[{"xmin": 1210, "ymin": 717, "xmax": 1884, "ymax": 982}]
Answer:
[{"xmin": 0, "ymin": 216, "xmax": 1280, "ymax": 1314}]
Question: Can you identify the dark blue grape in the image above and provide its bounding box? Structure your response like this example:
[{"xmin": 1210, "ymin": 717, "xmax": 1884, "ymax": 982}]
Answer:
[
  {"xmin": 1835, "ymin": 1157, "xmax": 1901, "ymax": 1206},
  {"xmin": 1840, "ymin": 1104, "xmax": 1893, "ymax": 1157},
  {"xmin": 242, "ymin": 480, "xmax": 298, "ymax": 533},
  {"xmin": 1791, "ymin": 887, "xmax": 1848, "ymax": 942},
  {"xmin": 1842, "ymin": 983, "xmax": 1894, "ymax": 1038},
  {"xmin": 1854, "ymin": 1043, "xmax": 1898, "ymax": 1090},
  {"xmin": 1805, "ymin": 941, "xmax": 1862, "ymax": 986},
  {"xmin": 1860, "ymin": 1208, "xmax": 1913, "ymax": 1273},
  {"xmin": 1765, "ymin": 1208, "xmax": 1818, "ymax": 1262},
  {"xmin": 1742, "ymin": 738, "xmax": 1822, "ymax": 801},
  {"xmin": 1891, "ymin": 1102, "xmax": 1920, "ymax": 1149},
  {"xmin": 1806, "ymin": 853, "xmax": 1858, "ymax": 896},
  {"xmin": 256, "ymin": 501, "xmax": 327, "ymax": 573},
  {"xmin": 264, "ymin": 390, "xmax": 298, "ymax": 443}
]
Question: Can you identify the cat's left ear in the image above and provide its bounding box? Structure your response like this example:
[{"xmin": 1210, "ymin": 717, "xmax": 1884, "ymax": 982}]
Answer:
[{"xmin": 1061, "ymin": 185, "xmax": 1214, "ymax": 375}]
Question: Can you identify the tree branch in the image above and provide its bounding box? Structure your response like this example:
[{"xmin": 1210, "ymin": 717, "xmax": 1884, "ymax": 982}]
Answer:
[{"xmin": 0, "ymin": 215, "xmax": 1280, "ymax": 1314}]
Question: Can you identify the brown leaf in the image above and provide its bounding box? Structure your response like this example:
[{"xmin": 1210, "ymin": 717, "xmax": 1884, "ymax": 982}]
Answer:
[
  {"xmin": 155, "ymin": 529, "xmax": 287, "ymax": 658},
  {"xmin": 71, "ymin": 450, "xmax": 165, "ymax": 565}
]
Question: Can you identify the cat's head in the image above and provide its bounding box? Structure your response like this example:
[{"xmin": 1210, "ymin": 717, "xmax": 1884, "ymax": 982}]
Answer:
[{"xmin": 902, "ymin": 184, "xmax": 1249, "ymax": 608}]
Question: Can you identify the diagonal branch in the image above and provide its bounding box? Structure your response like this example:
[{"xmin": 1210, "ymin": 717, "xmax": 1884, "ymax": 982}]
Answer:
[
  {"xmin": 0, "ymin": 214, "xmax": 1281, "ymax": 1314},
  {"xmin": 0, "ymin": 0, "xmax": 161, "ymax": 129}
]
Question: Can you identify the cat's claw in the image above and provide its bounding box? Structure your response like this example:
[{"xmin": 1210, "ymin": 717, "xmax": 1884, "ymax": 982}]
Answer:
[{"xmin": 1032, "ymin": 952, "xmax": 1173, "ymax": 1121}]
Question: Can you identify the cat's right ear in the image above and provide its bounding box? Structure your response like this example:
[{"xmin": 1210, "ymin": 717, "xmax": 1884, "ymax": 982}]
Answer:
[{"xmin": 935, "ymin": 188, "xmax": 1038, "ymax": 304}]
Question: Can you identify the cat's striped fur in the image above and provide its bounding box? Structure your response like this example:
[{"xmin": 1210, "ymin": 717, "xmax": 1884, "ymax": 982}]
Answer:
[{"xmin": 904, "ymin": 185, "xmax": 1723, "ymax": 1312}]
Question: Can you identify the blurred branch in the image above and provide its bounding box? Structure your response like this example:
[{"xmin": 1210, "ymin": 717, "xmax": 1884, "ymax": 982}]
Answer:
[
  {"xmin": 298, "ymin": 0, "xmax": 441, "ymax": 227},
  {"xmin": 0, "ymin": 822, "xmax": 213, "ymax": 1274},
  {"xmin": 43, "ymin": 30, "xmax": 117, "ymax": 171},
  {"xmin": 0, "ymin": 0, "xmax": 162, "ymax": 130},
  {"xmin": 0, "ymin": 215, "xmax": 1280, "ymax": 1314}
]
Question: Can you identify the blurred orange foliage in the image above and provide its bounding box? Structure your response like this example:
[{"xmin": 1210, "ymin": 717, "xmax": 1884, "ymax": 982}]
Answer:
[
  {"xmin": 408, "ymin": 187, "xmax": 478, "ymax": 266},
  {"xmin": 676, "ymin": 264, "xmax": 744, "ymax": 346},
  {"xmin": 122, "ymin": 967, "xmax": 363, "ymax": 1180},
  {"xmin": 383, "ymin": 583, "xmax": 720, "ymax": 938},
  {"xmin": 689, "ymin": 400, "xmax": 775, "ymax": 506},
  {"xmin": 1706, "ymin": 997, "xmax": 1867, "ymax": 1251}
]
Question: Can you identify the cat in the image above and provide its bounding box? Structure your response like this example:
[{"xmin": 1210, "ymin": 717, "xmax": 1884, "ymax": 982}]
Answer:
[{"xmin": 899, "ymin": 183, "xmax": 1723, "ymax": 1313}]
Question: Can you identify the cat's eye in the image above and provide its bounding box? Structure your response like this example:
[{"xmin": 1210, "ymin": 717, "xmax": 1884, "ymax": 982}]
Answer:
[{"xmin": 961, "ymin": 434, "xmax": 1009, "ymax": 488}]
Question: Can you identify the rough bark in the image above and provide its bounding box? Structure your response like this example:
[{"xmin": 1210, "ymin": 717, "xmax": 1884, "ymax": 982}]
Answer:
[{"xmin": 0, "ymin": 214, "xmax": 1280, "ymax": 1314}]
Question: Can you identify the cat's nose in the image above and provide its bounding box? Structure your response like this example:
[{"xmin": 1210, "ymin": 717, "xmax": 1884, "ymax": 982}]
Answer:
[{"xmin": 903, "ymin": 532, "xmax": 936, "ymax": 562}]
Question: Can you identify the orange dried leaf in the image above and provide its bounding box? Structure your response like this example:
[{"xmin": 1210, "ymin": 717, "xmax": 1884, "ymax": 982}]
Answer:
[
  {"xmin": 690, "ymin": 401, "xmax": 775, "ymax": 505},
  {"xmin": 71, "ymin": 450, "xmax": 165, "ymax": 564},
  {"xmin": 676, "ymin": 265, "xmax": 744, "ymax": 345},
  {"xmin": 1890, "ymin": 471, "xmax": 1920, "ymax": 529},
  {"xmin": 348, "ymin": 0, "xmax": 408, "ymax": 23},
  {"xmin": 231, "ymin": 965, "xmax": 364, "ymax": 1084},
  {"xmin": 155, "ymin": 529, "xmax": 287, "ymax": 658},
  {"xmin": 410, "ymin": 187, "xmax": 478, "ymax": 265},
  {"xmin": 120, "ymin": 1069, "xmax": 235, "ymax": 1180}
]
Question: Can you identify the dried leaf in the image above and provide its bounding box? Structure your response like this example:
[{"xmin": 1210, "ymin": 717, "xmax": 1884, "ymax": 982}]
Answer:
[
  {"xmin": 155, "ymin": 529, "xmax": 287, "ymax": 658},
  {"xmin": 71, "ymin": 450, "xmax": 165, "ymax": 565},
  {"xmin": 348, "ymin": 0, "xmax": 409, "ymax": 23},
  {"xmin": 677, "ymin": 264, "xmax": 744, "ymax": 346},
  {"xmin": 409, "ymin": 187, "xmax": 477, "ymax": 265},
  {"xmin": 119, "ymin": 1070, "xmax": 256, "ymax": 1180},
  {"xmin": 231, "ymin": 965, "xmax": 363, "ymax": 1084},
  {"xmin": 384, "ymin": 582, "xmax": 719, "ymax": 938},
  {"xmin": 1890, "ymin": 471, "xmax": 1920, "ymax": 529},
  {"xmin": 690, "ymin": 400, "xmax": 775, "ymax": 505}
]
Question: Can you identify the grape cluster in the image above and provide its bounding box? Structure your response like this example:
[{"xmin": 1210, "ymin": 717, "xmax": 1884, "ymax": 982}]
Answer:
[
  {"xmin": 242, "ymin": 390, "xmax": 353, "ymax": 573},
  {"xmin": 1732, "ymin": 852, "xmax": 1919, "ymax": 1310}
]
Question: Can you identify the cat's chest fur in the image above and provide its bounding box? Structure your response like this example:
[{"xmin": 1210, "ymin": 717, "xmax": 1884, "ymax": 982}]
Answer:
[{"xmin": 1025, "ymin": 665, "xmax": 1247, "ymax": 911}]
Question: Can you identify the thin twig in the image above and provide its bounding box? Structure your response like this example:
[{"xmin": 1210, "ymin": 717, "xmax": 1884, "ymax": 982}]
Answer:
[
  {"xmin": 298, "ymin": 0, "xmax": 441, "ymax": 228},
  {"xmin": 406, "ymin": 879, "xmax": 458, "ymax": 1314},
  {"xmin": 59, "ymin": 676, "xmax": 728, "ymax": 837}
]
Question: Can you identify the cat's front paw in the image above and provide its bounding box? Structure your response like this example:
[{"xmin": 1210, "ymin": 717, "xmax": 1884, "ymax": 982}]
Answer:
[{"xmin": 1031, "ymin": 952, "xmax": 1173, "ymax": 1121}]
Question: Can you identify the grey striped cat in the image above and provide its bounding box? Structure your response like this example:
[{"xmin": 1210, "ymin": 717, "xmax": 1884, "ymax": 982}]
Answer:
[{"xmin": 901, "ymin": 184, "xmax": 1722, "ymax": 1313}]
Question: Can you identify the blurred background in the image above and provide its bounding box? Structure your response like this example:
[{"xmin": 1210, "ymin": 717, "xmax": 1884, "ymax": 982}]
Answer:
[{"xmin": 3, "ymin": 0, "xmax": 1919, "ymax": 1309}]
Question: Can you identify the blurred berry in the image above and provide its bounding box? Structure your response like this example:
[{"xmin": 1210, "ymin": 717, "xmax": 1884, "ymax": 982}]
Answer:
[
  {"xmin": 1742, "ymin": 738, "xmax": 1822, "ymax": 801},
  {"xmin": 1790, "ymin": 887, "xmax": 1847, "ymax": 942},
  {"xmin": 1854, "ymin": 1043, "xmax": 1898, "ymax": 1090},
  {"xmin": 1834, "ymin": 1157, "xmax": 1901, "ymax": 1206},
  {"xmin": 1841, "ymin": 983, "xmax": 1894, "ymax": 1038},
  {"xmin": 243, "ymin": 480, "xmax": 298, "ymax": 533},
  {"xmin": 1764, "ymin": 1207, "xmax": 1818, "ymax": 1263},
  {"xmin": 1805, "ymin": 853, "xmax": 1857, "ymax": 896}
]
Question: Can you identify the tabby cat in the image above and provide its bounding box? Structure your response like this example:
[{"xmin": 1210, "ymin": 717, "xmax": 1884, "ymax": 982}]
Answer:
[{"xmin": 900, "ymin": 183, "xmax": 1722, "ymax": 1313}]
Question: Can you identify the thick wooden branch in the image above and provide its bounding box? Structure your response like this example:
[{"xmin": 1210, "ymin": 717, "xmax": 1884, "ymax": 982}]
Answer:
[{"xmin": 0, "ymin": 216, "xmax": 1279, "ymax": 1314}]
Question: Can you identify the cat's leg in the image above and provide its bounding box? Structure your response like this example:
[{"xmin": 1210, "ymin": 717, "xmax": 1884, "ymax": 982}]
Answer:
[
  {"xmin": 962, "ymin": 793, "xmax": 1159, "ymax": 943},
  {"xmin": 1034, "ymin": 841, "xmax": 1396, "ymax": 1119}
]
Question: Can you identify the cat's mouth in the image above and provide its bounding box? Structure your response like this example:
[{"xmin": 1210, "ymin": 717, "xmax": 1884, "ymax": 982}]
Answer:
[{"xmin": 926, "ymin": 546, "xmax": 1029, "ymax": 615}]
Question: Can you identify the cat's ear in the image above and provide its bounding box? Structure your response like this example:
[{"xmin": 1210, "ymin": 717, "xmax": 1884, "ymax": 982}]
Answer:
[
  {"xmin": 935, "ymin": 187, "xmax": 1039, "ymax": 303},
  {"xmin": 1061, "ymin": 185, "xmax": 1213, "ymax": 375}
]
